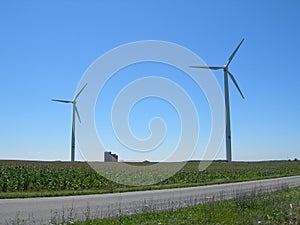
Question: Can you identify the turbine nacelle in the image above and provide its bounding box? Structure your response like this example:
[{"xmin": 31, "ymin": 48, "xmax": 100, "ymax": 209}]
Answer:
[
  {"xmin": 52, "ymin": 83, "xmax": 87, "ymax": 122},
  {"xmin": 190, "ymin": 39, "xmax": 245, "ymax": 99}
]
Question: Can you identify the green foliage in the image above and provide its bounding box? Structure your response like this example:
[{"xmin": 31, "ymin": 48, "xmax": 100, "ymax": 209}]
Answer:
[
  {"xmin": 75, "ymin": 187, "xmax": 300, "ymax": 225},
  {"xmin": 0, "ymin": 162, "xmax": 116, "ymax": 192},
  {"xmin": 0, "ymin": 160, "xmax": 300, "ymax": 197}
]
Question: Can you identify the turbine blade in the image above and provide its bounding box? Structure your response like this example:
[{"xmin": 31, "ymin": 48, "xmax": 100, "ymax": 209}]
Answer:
[
  {"xmin": 226, "ymin": 38, "xmax": 244, "ymax": 67},
  {"xmin": 190, "ymin": 66, "xmax": 223, "ymax": 70},
  {"xmin": 52, "ymin": 99, "xmax": 73, "ymax": 103},
  {"xmin": 75, "ymin": 106, "xmax": 81, "ymax": 123},
  {"xmin": 228, "ymin": 71, "xmax": 245, "ymax": 99},
  {"xmin": 74, "ymin": 83, "xmax": 88, "ymax": 101}
]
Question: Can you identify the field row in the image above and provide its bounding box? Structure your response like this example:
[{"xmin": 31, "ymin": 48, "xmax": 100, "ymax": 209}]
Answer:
[{"xmin": 0, "ymin": 160, "xmax": 299, "ymax": 196}]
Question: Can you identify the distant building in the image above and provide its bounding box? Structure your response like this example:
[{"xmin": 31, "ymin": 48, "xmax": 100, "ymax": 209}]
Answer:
[{"xmin": 104, "ymin": 151, "xmax": 118, "ymax": 162}]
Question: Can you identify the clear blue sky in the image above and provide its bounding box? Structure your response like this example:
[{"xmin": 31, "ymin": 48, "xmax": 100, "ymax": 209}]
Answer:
[{"xmin": 0, "ymin": 0, "xmax": 299, "ymax": 161}]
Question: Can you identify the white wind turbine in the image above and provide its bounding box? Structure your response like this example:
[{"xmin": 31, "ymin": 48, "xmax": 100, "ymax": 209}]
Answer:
[
  {"xmin": 191, "ymin": 39, "xmax": 245, "ymax": 163},
  {"xmin": 52, "ymin": 83, "xmax": 87, "ymax": 162}
]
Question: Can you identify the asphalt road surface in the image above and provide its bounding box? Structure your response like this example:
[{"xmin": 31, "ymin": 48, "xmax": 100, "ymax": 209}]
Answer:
[{"xmin": 1, "ymin": 176, "xmax": 300, "ymax": 224}]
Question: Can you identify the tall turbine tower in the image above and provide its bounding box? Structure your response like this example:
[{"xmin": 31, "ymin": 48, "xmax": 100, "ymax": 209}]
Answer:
[
  {"xmin": 52, "ymin": 83, "xmax": 87, "ymax": 162},
  {"xmin": 191, "ymin": 39, "xmax": 245, "ymax": 163}
]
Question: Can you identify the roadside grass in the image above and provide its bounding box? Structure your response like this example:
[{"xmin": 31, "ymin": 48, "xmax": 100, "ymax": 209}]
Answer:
[
  {"xmin": 74, "ymin": 186, "xmax": 300, "ymax": 225},
  {"xmin": 0, "ymin": 160, "xmax": 300, "ymax": 198}
]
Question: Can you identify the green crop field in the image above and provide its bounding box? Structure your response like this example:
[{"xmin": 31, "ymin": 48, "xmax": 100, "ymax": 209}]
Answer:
[{"xmin": 0, "ymin": 160, "xmax": 299, "ymax": 198}]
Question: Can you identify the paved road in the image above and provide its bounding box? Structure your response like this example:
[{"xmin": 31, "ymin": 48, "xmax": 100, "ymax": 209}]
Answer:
[{"xmin": 1, "ymin": 176, "xmax": 300, "ymax": 224}]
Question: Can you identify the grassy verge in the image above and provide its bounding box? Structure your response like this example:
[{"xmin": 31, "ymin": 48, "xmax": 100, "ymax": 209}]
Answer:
[
  {"xmin": 74, "ymin": 187, "xmax": 300, "ymax": 225},
  {"xmin": 1, "ymin": 160, "xmax": 300, "ymax": 198}
]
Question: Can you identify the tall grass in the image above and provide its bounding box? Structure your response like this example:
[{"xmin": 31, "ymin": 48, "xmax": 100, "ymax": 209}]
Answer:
[{"xmin": 75, "ymin": 187, "xmax": 300, "ymax": 225}]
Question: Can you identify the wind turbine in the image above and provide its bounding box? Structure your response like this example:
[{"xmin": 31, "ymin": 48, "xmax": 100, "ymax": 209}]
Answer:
[
  {"xmin": 191, "ymin": 39, "xmax": 245, "ymax": 163},
  {"xmin": 52, "ymin": 83, "xmax": 87, "ymax": 162}
]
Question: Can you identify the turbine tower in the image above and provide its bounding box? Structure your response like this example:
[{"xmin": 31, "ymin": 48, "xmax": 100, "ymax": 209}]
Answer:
[
  {"xmin": 191, "ymin": 39, "xmax": 245, "ymax": 163},
  {"xmin": 52, "ymin": 83, "xmax": 87, "ymax": 162}
]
